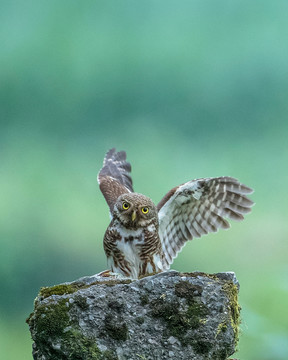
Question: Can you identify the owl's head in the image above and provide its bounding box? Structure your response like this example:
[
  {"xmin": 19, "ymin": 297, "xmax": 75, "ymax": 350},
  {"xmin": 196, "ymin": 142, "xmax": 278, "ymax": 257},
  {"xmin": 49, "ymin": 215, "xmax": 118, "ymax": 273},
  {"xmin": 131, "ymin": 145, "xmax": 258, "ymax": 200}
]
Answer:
[{"xmin": 114, "ymin": 193, "xmax": 158, "ymax": 229}]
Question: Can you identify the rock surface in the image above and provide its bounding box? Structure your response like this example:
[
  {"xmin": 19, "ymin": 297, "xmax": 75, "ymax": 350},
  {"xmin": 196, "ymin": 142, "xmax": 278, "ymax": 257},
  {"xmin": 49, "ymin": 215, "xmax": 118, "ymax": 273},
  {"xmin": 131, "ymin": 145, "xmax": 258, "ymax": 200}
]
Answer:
[{"xmin": 27, "ymin": 270, "xmax": 241, "ymax": 360}]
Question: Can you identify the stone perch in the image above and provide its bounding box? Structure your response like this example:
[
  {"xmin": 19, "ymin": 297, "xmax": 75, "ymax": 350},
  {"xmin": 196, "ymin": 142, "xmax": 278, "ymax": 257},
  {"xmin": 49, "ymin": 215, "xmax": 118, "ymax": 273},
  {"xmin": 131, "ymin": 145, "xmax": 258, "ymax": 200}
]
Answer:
[{"xmin": 26, "ymin": 271, "xmax": 241, "ymax": 360}]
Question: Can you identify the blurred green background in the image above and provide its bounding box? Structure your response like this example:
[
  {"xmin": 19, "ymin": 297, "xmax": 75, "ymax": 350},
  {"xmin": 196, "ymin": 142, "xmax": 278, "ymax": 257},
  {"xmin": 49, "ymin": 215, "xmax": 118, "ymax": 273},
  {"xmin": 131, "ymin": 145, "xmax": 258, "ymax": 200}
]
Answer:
[{"xmin": 1, "ymin": 0, "xmax": 288, "ymax": 359}]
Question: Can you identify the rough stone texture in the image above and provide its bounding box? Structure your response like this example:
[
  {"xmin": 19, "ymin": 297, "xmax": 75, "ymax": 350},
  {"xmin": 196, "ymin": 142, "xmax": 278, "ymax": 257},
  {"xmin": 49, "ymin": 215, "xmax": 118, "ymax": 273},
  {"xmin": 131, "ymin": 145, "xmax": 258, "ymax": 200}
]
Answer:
[{"xmin": 27, "ymin": 270, "xmax": 241, "ymax": 360}]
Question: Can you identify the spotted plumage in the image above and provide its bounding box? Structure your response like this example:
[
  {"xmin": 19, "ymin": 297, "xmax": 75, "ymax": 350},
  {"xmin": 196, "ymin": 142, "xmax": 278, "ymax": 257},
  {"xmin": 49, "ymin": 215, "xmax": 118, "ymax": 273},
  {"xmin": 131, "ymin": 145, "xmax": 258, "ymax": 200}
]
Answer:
[{"xmin": 98, "ymin": 148, "xmax": 254, "ymax": 279}]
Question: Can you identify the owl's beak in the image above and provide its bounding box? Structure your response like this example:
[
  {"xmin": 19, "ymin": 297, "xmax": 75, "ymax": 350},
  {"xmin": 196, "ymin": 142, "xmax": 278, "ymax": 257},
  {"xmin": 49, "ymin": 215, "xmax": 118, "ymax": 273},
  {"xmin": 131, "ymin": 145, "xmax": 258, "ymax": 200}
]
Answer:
[{"xmin": 131, "ymin": 210, "xmax": 137, "ymax": 222}]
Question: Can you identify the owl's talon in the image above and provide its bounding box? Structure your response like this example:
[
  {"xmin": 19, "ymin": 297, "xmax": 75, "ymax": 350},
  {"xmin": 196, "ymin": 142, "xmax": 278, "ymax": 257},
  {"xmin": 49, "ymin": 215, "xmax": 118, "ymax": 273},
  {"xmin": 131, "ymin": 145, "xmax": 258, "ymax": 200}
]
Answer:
[
  {"xmin": 97, "ymin": 270, "xmax": 112, "ymax": 277},
  {"xmin": 96, "ymin": 270, "xmax": 127, "ymax": 279}
]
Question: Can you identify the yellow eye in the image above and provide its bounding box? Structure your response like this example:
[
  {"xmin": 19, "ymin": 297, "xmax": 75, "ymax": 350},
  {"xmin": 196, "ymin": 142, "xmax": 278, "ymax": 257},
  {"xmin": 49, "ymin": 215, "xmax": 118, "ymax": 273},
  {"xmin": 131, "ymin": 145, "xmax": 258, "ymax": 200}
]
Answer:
[
  {"xmin": 142, "ymin": 207, "xmax": 149, "ymax": 214},
  {"xmin": 122, "ymin": 202, "xmax": 130, "ymax": 210}
]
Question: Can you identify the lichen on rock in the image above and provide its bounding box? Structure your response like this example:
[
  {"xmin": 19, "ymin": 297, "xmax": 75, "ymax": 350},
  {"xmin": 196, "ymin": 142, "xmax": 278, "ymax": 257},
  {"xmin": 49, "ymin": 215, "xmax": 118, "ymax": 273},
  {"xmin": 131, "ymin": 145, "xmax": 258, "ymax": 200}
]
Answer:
[{"xmin": 27, "ymin": 270, "xmax": 241, "ymax": 360}]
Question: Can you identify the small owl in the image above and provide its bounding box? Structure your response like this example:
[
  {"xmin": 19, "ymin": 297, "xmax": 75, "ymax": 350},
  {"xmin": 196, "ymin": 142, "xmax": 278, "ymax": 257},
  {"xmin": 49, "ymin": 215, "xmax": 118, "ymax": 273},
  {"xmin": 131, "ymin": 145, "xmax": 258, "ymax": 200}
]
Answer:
[{"xmin": 98, "ymin": 148, "xmax": 254, "ymax": 279}]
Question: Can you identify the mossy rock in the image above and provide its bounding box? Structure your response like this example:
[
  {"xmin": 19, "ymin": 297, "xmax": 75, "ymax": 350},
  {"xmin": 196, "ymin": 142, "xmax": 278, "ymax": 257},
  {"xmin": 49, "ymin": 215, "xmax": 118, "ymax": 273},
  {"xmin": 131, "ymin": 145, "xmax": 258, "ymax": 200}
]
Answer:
[{"xmin": 27, "ymin": 271, "xmax": 241, "ymax": 360}]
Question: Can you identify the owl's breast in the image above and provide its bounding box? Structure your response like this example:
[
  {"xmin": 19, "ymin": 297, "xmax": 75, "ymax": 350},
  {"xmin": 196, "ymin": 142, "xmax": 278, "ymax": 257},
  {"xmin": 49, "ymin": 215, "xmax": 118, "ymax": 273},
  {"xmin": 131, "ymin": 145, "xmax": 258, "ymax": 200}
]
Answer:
[
  {"xmin": 116, "ymin": 227, "xmax": 145, "ymax": 256},
  {"xmin": 104, "ymin": 221, "xmax": 162, "ymax": 279},
  {"xmin": 112, "ymin": 227, "xmax": 145, "ymax": 279}
]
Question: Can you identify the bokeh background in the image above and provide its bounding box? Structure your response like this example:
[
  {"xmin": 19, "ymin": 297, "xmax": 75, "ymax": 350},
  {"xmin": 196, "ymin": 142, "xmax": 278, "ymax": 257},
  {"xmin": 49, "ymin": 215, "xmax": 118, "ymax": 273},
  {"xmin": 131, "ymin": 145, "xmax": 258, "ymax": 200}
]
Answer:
[{"xmin": 1, "ymin": 1, "xmax": 288, "ymax": 359}]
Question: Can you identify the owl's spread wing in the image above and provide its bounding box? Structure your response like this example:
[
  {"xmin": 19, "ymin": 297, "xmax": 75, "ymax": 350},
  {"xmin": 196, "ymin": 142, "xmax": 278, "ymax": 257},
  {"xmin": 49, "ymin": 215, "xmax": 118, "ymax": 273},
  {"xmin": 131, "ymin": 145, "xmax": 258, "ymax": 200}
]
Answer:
[
  {"xmin": 157, "ymin": 176, "xmax": 254, "ymax": 269},
  {"xmin": 98, "ymin": 148, "xmax": 134, "ymax": 212}
]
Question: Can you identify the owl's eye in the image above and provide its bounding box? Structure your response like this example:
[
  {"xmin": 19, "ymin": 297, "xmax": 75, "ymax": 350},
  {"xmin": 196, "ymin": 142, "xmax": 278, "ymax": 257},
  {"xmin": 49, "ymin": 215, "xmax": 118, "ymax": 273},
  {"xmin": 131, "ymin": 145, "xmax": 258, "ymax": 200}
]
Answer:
[
  {"xmin": 122, "ymin": 202, "xmax": 130, "ymax": 210},
  {"xmin": 141, "ymin": 207, "xmax": 149, "ymax": 214}
]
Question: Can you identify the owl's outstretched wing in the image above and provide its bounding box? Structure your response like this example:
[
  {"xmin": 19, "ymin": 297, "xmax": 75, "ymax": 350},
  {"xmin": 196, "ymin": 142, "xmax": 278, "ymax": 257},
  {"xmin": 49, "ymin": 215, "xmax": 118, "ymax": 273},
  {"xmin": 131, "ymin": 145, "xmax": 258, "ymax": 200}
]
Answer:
[
  {"xmin": 157, "ymin": 176, "xmax": 254, "ymax": 269},
  {"xmin": 98, "ymin": 148, "xmax": 134, "ymax": 213}
]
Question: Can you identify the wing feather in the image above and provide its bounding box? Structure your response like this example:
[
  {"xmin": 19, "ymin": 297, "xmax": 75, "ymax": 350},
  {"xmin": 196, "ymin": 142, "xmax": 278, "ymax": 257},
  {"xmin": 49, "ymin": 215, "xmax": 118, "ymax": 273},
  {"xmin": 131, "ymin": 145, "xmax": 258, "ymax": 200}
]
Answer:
[
  {"xmin": 157, "ymin": 176, "xmax": 254, "ymax": 269},
  {"xmin": 98, "ymin": 148, "xmax": 134, "ymax": 212}
]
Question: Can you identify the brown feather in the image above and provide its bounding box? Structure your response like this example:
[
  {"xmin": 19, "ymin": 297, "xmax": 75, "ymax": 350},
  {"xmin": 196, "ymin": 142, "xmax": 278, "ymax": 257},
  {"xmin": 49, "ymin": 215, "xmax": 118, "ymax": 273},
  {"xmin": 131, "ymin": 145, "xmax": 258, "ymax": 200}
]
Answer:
[
  {"xmin": 158, "ymin": 177, "xmax": 254, "ymax": 268},
  {"xmin": 98, "ymin": 148, "xmax": 133, "ymax": 212}
]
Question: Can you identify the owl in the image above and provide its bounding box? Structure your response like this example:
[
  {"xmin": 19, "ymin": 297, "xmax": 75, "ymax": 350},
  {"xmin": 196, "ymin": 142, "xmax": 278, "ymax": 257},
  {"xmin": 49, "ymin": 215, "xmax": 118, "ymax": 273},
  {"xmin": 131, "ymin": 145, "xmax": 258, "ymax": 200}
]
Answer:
[{"xmin": 98, "ymin": 148, "xmax": 254, "ymax": 279}]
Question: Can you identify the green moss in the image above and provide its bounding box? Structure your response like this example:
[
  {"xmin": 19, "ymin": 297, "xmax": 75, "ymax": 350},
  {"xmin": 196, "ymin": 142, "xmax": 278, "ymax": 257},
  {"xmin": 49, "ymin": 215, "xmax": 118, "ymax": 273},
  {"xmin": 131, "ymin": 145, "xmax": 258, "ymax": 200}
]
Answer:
[
  {"xmin": 26, "ymin": 312, "xmax": 34, "ymax": 326},
  {"xmin": 179, "ymin": 272, "xmax": 220, "ymax": 281},
  {"xmin": 216, "ymin": 321, "xmax": 228, "ymax": 338},
  {"xmin": 102, "ymin": 299, "xmax": 129, "ymax": 341},
  {"xmin": 28, "ymin": 298, "xmax": 115, "ymax": 359},
  {"xmin": 34, "ymin": 299, "xmax": 70, "ymax": 339},
  {"xmin": 191, "ymin": 337, "xmax": 213, "ymax": 354},
  {"xmin": 186, "ymin": 301, "xmax": 209, "ymax": 330},
  {"xmin": 39, "ymin": 284, "xmax": 81, "ymax": 299},
  {"xmin": 150, "ymin": 282, "xmax": 209, "ymax": 347},
  {"xmin": 74, "ymin": 294, "xmax": 89, "ymax": 310},
  {"xmin": 175, "ymin": 280, "xmax": 203, "ymax": 299},
  {"xmin": 104, "ymin": 313, "xmax": 128, "ymax": 341},
  {"xmin": 175, "ymin": 280, "xmax": 208, "ymax": 333},
  {"xmin": 101, "ymin": 350, "xmax": 118, "ymax": 360},
  {"xmin": 28, "ymin": 299, "xmax": 70, "ymax": 359},
  {"xmin": 108, "ymin": 300, "xmax": 124, "ymax": 311},
  {"xmin": 27, "ymin": 275, "xmax": 136, "ymax": 358},
  {"xmin": 135, "ymin": 316, "xmax": 145, "ymax": 325},
  {"xmin": 214, "ymin": 343, "xmax": 236, "ymax": 360},
  {"xmin": 222, "ymin": 281, "xmax": 241, "ymax": 345},
  {"xmin": 151, "ymin": 298, "xmax": 189, "ymax": 339},
  {"xmin": 39, "ymin": 279, "xmax": 132, "ymax": 299},
  {"xmin": 140, "ymin": 294, "xmax": 149, "ymax": 306},
  {"xmin": 63, "ymin": 334, "xmax": 118, "ymax": 360},
  {"xmin": 178, "ymin": 275, "xmax": 241, "ymax": 352},
  {"xmin": 62, "ymin": 330, "xmax": 102, "ymax": 360}
]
